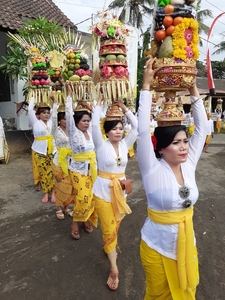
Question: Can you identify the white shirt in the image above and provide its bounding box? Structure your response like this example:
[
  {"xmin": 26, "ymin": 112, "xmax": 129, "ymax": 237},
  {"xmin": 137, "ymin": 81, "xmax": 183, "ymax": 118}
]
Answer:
[
  {"xmin": 92, "ymin": 106, "xmax": 138, "ymax": 202},
  {"xmin": 150, "ymin": 119, "xmax": 158, "ymax": 134},
  {"xmin": 206, "ymin": 119, "xmax": 214, "ymax": 135},
  {"xmin": 66, "ymin": 96, "xmax": 95, "ymax": 175},
  {"xmin": 28, "ymin": 97, "xmax": 56, "ymax": 155},
  {"xmin": 137, "ymin": 91, "xmax": 207, "ymax": 260},
  {"xmin": 52, "ymin": 103, "xmax": 71, "ymax": 167}
]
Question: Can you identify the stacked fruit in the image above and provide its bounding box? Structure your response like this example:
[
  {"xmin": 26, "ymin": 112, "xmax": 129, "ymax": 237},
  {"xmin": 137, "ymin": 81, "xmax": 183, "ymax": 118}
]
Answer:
[
  {"xmin": 63, "ymin": 51, "xmax": 92, "ymax": 82},
  {"xmin": 151, "ymin": 0, "xmax": 199, "ymax": 60},
  {"xmin": 49, "ymin": 67, "xmax": 61, "ymax": 83},
  {"xmin": 30, "ymin": 55, "xmax": 50, "ymax": 89}
]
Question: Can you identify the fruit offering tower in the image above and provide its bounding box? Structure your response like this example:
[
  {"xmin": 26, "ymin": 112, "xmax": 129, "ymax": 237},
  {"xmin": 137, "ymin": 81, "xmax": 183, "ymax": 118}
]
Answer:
[
  {"xmin": 148, "ymin": 0, "xmax": 199, "ymax": 99},
  {"xmin": 63, "ymin": 43, "xmax": 95, "ymax": 103},
  {"xmin": 91, "ymin": 12, "xmax": 133, "ymax": 104}
]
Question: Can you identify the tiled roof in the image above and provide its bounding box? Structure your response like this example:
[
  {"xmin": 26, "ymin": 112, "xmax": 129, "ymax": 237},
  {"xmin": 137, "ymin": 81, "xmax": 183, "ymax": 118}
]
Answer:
[{"xmin": 0, "ymin": 0, "xmax": 76, "ymax": 30}]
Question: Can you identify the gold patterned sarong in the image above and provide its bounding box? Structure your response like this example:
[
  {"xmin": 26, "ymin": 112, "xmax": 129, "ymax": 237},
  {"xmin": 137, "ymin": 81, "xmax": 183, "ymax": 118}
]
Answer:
[
  {"xmin": 73, "ymin": 151, "xmax": 97, "ymax": 182},
  {"xmin": 148, "ymin": 206, "xmax": 198, "ymax": 290},
  {"xmin": 94, "ymin": 195, "xmax": 121, "ymax": 253},
  {"xmin": 53, "ymin": 164, "xmax": 75, "ymax": 207},
  {"xmin": 33, "ymin": 152, "xmax": 54, "ymax": 193},
  {"xmin": 69, "ymin": 170, "xmax": 95, "ymax": 223}
]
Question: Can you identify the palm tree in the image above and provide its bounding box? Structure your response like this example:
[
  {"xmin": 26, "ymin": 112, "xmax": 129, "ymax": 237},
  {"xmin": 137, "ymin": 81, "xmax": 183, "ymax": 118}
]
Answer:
[
  {"xmin": 108, "ymin": 0, "xmax": 154, "ymax": 30},
  {"xmin": 196, "ymin": 0, "xmax": 213, "ymax": 46}
]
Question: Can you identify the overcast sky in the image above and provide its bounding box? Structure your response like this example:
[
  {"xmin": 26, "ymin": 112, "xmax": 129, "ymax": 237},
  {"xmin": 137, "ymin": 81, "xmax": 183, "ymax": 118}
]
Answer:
[{"xmin": 53, "ymin": 0, "xmax": 225, "ymax": 62}]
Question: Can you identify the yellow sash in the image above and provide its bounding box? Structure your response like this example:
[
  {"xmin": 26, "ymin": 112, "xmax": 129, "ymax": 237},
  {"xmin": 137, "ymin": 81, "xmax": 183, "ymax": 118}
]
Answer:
[
  {"xmin": 58, "ymin": 147, "xmax": 72, "ymax": 176},
  {"xmin": 148, "ymin": 206, "xmax": 197, "ymax": 290},
  {"xmin": 98, "ymin": 170, "xmax": 132, "ymax": 221},
  {"xmin": 73, "ymin": 151, "xmax": 97, "ymax": 182},
  {"xmin": 35, "ymin": 135, "xmax": 53, "ymax": 154}
]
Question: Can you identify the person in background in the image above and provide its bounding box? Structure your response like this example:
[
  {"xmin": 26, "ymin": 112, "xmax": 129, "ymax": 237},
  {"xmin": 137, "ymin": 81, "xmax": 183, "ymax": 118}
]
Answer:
[
  {"xmin": 215, "ymin": 108, "xmax": 222, "ymax": 134},
  {"xmin": 92, "ymin": 95, "xmax": 138, "ymax": 291},
  {"xmin": 65, "ymin": 82, "xmax": 97, "ymax": 240},
  {"xmin": 150, "ymin": 113, "xmax": 158, "ymax": 136},
  {"xmin": 188, "ymin": 111, "xmax": 195, "ymax": 136},
  {"xmin": 124, "ymin": 116, "xmax": 135, "ymax": 158},
  {"xmin": 203, "ymin": 113, "xmax": 214, "ymax": 153},
  {"xmin": 137, "ymin": 58, "xmax": 207, "ymax": 299},
  {"xmin": 28, "ymin": 98, "xmax": 56, "ymax": 203},
  {"xmin": 51, "ymin": 95, "xmax": 74, "ymax": 220}
]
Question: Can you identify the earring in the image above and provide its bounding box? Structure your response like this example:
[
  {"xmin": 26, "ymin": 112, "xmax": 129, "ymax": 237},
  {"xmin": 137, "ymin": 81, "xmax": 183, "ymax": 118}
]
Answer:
[{"xmin": 159, "ymin": 152, "xmax": 163, "ymax": 158}]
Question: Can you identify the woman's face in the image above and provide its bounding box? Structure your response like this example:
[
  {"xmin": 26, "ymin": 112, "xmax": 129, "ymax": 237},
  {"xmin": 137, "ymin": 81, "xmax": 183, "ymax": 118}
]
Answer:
[
  {"xmin": 77, "ymin": 114, "xmax": 91, "ymax": 132},
  {"xmin": 59, "ymin": 116, "xmax": 66, "ymax": 129},
  {"xmin": 107, "ymin": 122, "xmax": 124, "ymax": 143},
  {"xmin": 161, "ymin": 130, "xmax": 189, "ymax": 167},
  {"xmin": 39, "ymin": 110, "xmax": 50, "ymax": 122}
]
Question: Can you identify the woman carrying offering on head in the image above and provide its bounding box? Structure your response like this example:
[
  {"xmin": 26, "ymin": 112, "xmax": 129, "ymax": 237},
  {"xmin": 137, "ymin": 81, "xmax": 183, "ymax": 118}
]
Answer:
[
  {"xmin": 137, "ymin": 58, "xmax": 207, "ymax": 299},
  {"xmin": 51, "ymin": 94, "xmax": 75, "ymax": 220},
  {"xmin": 91, "ymin": 95, "xmax": 138, "ymax": 291},
  {"xmin": 28, "ymin": 98, "xmax": 56, "ymax": 204},
  {"xmin": 65, "ymin": 82, "xmax": 97, "ymax": 240}
]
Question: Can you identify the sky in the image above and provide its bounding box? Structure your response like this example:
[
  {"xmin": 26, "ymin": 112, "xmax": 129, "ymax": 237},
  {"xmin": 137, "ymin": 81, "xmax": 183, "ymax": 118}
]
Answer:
[{"xmin": 53, "ymin": 0, "xmax": 225, "ymax": 62}]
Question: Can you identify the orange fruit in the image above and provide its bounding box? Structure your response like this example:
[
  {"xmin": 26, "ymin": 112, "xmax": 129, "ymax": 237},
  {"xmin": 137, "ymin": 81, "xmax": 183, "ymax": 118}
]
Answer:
[
  {"xmin": 155, "ymin": 29, "xmax": 166, "ymax": 41},
  {"xmin": 69, "ymin": 52, "xmax": 75, "ymax": 59},
  {"xmin": 166, "ymin": 25, "xmax": 175, "ymax": 36},
  {"xmin": 164, "ymin": 4, "xmax": 175, "ymax": 15},
  {"xmin": 163, "ymin": 16, "xmax": 173, "ymax": 28},
  {"xmin": 173, "ymin": 16, "xmax": 183, "ymax": 26}
]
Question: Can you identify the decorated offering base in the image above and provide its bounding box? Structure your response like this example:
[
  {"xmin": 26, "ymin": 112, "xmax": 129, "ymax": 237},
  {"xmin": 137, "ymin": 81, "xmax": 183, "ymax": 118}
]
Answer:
[
  {"xmin": 148, "ymin": 0, "xmax": 199, "ymax": 94},
  {"xmin": 105, "ymin": 104, "xmax": 125, "ymax": 120},
  {"xmin": 70, "ymin": 81, "xmax": 96, "ymax": 102},
  {"xmin": 155, "ymin": 96, "xmax": 186, "ymax": 127},
  {"xmin": 152, "ymin": 57, "xmax": 197, "ymax": 92}
]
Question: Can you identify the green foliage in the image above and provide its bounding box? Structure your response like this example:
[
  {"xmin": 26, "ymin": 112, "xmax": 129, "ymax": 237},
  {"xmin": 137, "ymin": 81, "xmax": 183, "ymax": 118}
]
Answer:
[
  {"xmin": 0, "ymin": 16, "xmax": 63, "ymax": 81},
  {"xmin": 211, "ymin": 60, "xmax": 225, "ymax": 79},
  {"xmin": 196, "ymin": 60, "xmax": 207, "ymax": 77}
]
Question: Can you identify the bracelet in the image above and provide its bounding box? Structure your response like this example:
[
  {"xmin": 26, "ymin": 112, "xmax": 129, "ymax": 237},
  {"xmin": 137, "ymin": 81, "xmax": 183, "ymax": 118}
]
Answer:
[{"xmin": 191, "ymin": 98, "xmax": 201, "ymax": 105}]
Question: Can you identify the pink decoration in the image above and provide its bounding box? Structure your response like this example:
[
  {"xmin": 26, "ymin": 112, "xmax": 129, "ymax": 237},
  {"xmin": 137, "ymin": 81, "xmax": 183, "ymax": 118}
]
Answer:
[
  {"xmin": 101, "ymin": 29, "xmax": 108, "ymax": 38},
  {"xmin": 93, "ymin": 26, "xmax": 101, "ymax": 36},
  {"xmin": 115, "ymin": 28, "xmax": 122, "ymax": 36},
  {"xmin": 184, "ymin": 28, "xmax": 193, "ymax": 44},
  {"xmin": 101, "ymin": 66, "xmax": 114, "ymax": 78},
  {"xmin": 185, "ymin": 46, "xmax": 194, "ymax": 58},
  {"xmin": 84, "ymin": 70, "xmax": 91, "ymax": 76},
  {"xmin": 114, "ymin": 66, "xmax": 128, "ymax": 77},
  {"xmin": 75, "ymin": 69, "xmax": 86, "ymax": 77}
]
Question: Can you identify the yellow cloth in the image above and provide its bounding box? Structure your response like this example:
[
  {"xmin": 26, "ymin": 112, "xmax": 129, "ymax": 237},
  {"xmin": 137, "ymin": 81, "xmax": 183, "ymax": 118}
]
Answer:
[
  {"xmin": 216, "ymin": 120, "xmax": 221, "ymax": 133},
  {"xmin": 205, "ymin": 135, "xmax": 211, "ymax": 145},
  {"xmin": 53, "ymin": 164, "xmax": 75, "ymax": 207},
  {"xmin": 35, "ymin": 135, "xmax": 54, "ymax": 154},
  {"xmin": 148, "ymin": 206, "xmax": 197, "ymax": 290},
  {"xmin": 73, "ymin": 151, "xmax": 97, "ymax": 182},
  {"xmin": 140, "ymin": 240, "xmax": 198, "ymax": 300},
  {"xmin": 31, "ymin": 149, "xmax": 40, "ymax": 184},
  {"xmin": 58, "ymin": 147, "xmax": 72, "ymax": 175},
  {"xmin": 34, "ymin": 152, "xmax": 54, "ymax": 193},
  {"xmin": 94, "ymin": 194, "xmax": 121, "ymax": 253},
  {"xmin": 98, "ymin": 170, "xmax": 132, "ymax": 221},
  {"xmin": 189, "ymin": 125, "xmax": 195, "ymax": 136},
  {"xmin": 69, "ymin": 170, "xmax": 95, "ymax": 224}
]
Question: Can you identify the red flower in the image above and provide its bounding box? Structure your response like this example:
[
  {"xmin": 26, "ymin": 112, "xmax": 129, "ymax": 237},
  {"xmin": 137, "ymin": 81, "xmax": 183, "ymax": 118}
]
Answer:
[{"xmin": 151, "ymin": 135, "xmax": 157, "ymax": 151}]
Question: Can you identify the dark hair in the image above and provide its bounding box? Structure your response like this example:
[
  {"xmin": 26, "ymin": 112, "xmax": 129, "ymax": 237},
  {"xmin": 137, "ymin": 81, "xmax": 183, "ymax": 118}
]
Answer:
[
  {"xmin": 104, "ymin": 120, "xmax": 123, "ymax": 134},
  {"xmin": 73, "ymin": 111, "xmax": 92, "ymax": 126},
  {"xmin": 36, "ymin": 107, "xmax": 50, "ymax": 115},
  {"xmin": 58, "ymin": 112, "xmax": 65, "ymax": 124},
  {"xmin": 154, "ymin": 125, "xmax": 188, "ymax": 158}
]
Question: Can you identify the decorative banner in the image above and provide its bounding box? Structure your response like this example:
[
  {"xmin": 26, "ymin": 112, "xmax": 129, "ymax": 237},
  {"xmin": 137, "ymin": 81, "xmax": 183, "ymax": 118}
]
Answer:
[{"xmin": 207, "ymin": 12, "xmax": 225, "ymax": 95}]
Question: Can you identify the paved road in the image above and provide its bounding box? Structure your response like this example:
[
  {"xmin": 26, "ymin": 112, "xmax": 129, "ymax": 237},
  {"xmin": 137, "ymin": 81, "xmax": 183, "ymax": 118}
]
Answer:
[{"xmin": 0, "ymin": 135, "xmax": 225, "ymax": 300}]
